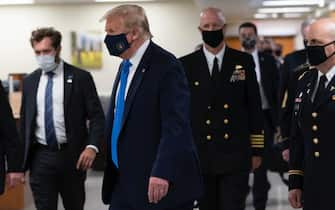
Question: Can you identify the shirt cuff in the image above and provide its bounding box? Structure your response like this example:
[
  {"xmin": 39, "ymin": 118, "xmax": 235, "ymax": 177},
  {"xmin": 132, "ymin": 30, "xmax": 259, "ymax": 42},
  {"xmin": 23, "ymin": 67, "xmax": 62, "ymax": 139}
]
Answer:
[{"xmin": 86, "ymin": 145, "xmax": 99, "ymax": 153}]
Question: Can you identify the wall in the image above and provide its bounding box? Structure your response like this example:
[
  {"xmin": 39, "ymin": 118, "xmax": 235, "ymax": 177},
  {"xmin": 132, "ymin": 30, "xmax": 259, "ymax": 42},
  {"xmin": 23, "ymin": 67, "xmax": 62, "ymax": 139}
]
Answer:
[
  {"xmin": 0, "ymin": 0, "xmax": 201, "ymax": 95},
  {"xmin": 0, "ymin": 1, "xmax": 304, "ymax": 94}
]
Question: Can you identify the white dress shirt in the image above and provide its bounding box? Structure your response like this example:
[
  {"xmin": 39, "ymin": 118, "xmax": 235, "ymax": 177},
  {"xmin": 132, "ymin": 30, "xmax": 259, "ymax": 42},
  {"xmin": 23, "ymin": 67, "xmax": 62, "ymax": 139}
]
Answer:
[
  {"xmin": 251, "ymin": 50, "xmax": 270, "ymax": 110},
  {"xmin": 116, "ymin": 39, "xmax": 150, "ymax": 100},
  {"xmin": 36, "ymin": 61, "xmax": 66, "ymax": 145},
  {"xmin": 35, "ymin": 60, "xmax": 98, "ymax": 152},
  {"xmin": 312, "ymin": 66, "xmax": 335, "ymax": 101},
  {"xmin": 203, "ymin": 45, "xmax": 225, "ymax": 75}
]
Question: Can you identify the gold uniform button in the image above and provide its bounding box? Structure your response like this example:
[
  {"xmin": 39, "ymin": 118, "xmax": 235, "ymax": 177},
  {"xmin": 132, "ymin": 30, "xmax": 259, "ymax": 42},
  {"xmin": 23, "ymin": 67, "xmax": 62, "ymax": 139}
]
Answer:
[
  {"xmin": 312, "ymin": 112, "xmax": 318, "ymax": 118},
  {"xmin": 312, "ymin": 125, "xmax": 318, "ymax": 131},
  {"xmin": 224, "ymin": 104, "xmax": 229, "ymax": 109},
  {"xmin": 224, "ymin": 133, "xmax": 229, "ymax": 140},
  {"xmin": 224, "ymin": 119, "xmax": 229, "ymax": 124},
  {"xmin": 206, "ymin": 135, "xmax": 212, "ymax": 141},
  {"xmin": 194, "ymin": 81, "xmax": 200, "ymax": 86},
  {"xmin": 313, "ymin": 138, "xmax": 319, "ymax": 144},
  {"xmin": 314, "ymin": 152, "xmax": 320, "ymax": 158},
  {"xmin": 206, "ymin": 120, "xmax": 211, "ymax": 125}
]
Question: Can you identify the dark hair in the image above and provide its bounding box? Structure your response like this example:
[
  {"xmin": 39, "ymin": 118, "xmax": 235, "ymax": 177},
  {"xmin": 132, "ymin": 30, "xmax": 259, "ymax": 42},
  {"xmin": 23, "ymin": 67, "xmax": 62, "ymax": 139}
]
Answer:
[
  {"xmin": 30, "ymin": 27, "xmax": 62, "ymax": 49},
  {"xmin": 239, "ymin": 22, "xmax": 258, "ymax": 35}
]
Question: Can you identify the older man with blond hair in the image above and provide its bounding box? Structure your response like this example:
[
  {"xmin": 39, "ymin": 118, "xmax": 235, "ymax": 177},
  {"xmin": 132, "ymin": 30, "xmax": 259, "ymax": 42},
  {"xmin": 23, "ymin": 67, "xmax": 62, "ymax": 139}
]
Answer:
[{"xmin": 101, "ymin": 4, "xmax": 202, "ymax": 210}]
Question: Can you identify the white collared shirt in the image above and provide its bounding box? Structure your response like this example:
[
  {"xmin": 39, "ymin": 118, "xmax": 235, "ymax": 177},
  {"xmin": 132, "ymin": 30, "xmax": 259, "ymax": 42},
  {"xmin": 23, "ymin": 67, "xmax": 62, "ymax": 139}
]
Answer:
[
  {"xmin": 116, "ymin": 39, "xmax": 150, "ymax": 100},
  {"xmin": 36, "ymin": 61, "xmax": 66, "ymax": 145},
  {"xmin": 312, "ymin": 66, "xmax": 335, "ymax": 101},
  {"xmin": 250, "ymin": 49, "xmax": 270, "ymax": 110},
  {"xmin": 35, "ymin": 61, "xmax": 98, "ymax": 152},
  {"xmin": 202, "ymin": 45, "xmax": 225, "ymax": 75}
]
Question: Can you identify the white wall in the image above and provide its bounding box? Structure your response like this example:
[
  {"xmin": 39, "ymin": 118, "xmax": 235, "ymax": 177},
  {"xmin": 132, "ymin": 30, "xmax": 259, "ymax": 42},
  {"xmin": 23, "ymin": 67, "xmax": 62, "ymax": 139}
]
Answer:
[
  {"xmin": 0, "ymin": 0, "xmax": 201, "ymax": 95},
  {"xmin": 0, "ymin": 1, "xmax": 304, "ymax": 94}
]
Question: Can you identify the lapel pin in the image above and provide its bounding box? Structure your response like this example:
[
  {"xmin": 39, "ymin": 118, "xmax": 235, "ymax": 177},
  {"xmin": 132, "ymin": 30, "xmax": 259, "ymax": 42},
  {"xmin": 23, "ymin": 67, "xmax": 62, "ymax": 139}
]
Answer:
[
  {"xmin": 142, "ymin": 68, "xmax": 146, "ymax": 73},
  {"xmin": 331, "ymin": 86, "xmax": 335, "ymax": 91},
  {"xmin": 67, "ymin": 78, "xmax": 73, "ymax": 83},
  {"xmin": 194, "ymin": 81, "xmax": 200, "ymax": 86}
]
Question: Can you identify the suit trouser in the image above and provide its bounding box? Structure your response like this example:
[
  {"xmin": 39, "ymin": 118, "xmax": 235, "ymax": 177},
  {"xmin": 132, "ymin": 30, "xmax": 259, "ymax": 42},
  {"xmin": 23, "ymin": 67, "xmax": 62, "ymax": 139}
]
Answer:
[
  {"xmin": 251, "ymin": 110, "xmax": 274, "ymax": 210},
  {"xmin": 29, "ymin": 144, "xmax": 86, "ymax": 210},
  {"xmin": 199, "ymin": 172, "xmax": 249, "ymax": 210}
]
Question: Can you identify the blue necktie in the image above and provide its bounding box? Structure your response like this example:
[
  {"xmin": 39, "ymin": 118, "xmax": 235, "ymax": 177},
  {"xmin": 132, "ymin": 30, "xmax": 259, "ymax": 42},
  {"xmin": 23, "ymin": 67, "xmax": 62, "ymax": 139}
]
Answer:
[
  {"xmin": 45, "ymin": 71, "xmax": 57, "ymax": 149},
  {"xmin": 111, "ymin": 60, "xmax": 132, "ymax": 168}
]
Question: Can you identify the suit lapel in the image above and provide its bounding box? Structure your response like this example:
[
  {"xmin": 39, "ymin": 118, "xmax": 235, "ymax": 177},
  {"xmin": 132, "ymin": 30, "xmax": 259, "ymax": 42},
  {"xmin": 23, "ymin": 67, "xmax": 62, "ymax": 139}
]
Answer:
[
  {"xmin": 63, "ymin": 63, "xmax": 74, "ymax": 117},
  {"xmin": 198, "ymin": 49, "xmax": 211, "ymax": 80},
  {"xmin": 29, "ymin": 70, "xmax": 42, "ymax": 121},
  {"xmin": 221, "ymin": 47, "xmax": 235, "ymax": 82},
  {"xmin": 120, "ymin": 42, "xmax": 153, "ymax": 128}
]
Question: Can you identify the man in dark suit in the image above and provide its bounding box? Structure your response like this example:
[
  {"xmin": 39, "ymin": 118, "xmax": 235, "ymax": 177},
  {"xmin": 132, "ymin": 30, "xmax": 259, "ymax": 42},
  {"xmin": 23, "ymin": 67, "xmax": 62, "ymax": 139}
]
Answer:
[
  {"xmin": 101, "ymin": 5, "xmax": 202, "ymax": 210},
  {"xmin": 279, "ymin": 19, "xmax": 315, "ymax": 162},
  {"xmin": 238, "ymin": 22, "xmax": 279, "ymax": 210},
  {"xmin": 20, "ymin": 27, "xmax": 105, "ymax": 210},
  {"xmin": 180, "ymin": 8, "xmax": 264, "ymax": 210},
  {"xmin": 288, "ymin": 18, "xmax": 335, "ymax": 210},
  {"xmin": 0, "ymin": 82, "xmax": 24, "ymax": 195}
]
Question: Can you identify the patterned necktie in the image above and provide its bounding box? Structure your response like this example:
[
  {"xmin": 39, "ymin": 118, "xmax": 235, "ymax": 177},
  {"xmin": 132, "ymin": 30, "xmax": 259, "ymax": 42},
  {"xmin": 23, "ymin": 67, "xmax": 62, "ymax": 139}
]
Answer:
[
  {"xmin": 45, "ymin": 71, "xmax": 57, "ymax": 149},
  {"xmin": 111, "ymin": 60, "xmax": 132, "ymax": 168},
  {"xmin": 314, "ymin": 74, "xmax": 327, "ymax": 105}
]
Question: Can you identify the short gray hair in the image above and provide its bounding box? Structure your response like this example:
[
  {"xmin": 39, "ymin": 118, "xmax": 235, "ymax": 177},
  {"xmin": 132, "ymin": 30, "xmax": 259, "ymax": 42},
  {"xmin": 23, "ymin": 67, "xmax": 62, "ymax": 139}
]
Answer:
[
  {"xmin": 100, "ymin": 4, "xmax": 152, "ymax": 39},
  {"xmin": 200, "ymin": 7, "xmax": 226, "ymax": 25}
]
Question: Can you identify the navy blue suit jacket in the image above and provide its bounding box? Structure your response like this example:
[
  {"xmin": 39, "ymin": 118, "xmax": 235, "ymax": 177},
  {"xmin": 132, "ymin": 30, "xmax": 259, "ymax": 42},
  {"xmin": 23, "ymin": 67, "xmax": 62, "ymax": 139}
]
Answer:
[{"xmin": 102, "ymin": 41, "xmax": 203, "ymax": 209}]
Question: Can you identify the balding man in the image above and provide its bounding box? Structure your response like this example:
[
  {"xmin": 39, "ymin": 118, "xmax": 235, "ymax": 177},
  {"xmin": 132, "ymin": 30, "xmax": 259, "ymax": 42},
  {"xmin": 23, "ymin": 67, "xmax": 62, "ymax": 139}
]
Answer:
[
  {"xmin": 288, "ymin": 18, "xmax": 335, "ymax": 210},
  {"xmin": 180, "ymin": 7, "xmax": 264, "ymax": 210},
  {"xmin": 101, "ymin": 5, "xmax": 202, "ymax": 210}
]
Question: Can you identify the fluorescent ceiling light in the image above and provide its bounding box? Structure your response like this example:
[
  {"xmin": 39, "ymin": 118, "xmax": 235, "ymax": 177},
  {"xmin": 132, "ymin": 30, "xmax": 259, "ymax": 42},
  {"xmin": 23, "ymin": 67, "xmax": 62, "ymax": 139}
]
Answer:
[
  {"xmin": 0, "ymin": 0, "xmax": 33, "ymax": 4},
  {"xmin": 96, "ymin": 0, "xmax": 154, "ymax": 2},
  {"xmin": 282, "ymin": 13, "xmax": 303, "ymax": 18},
  {"xmin": 254, "ymin": 13, "xmax": 269, "ymax": 19},
  {"xmin": 258, "ymin": 7, "xmax": 312, "ymax": 13},
  {"xmin": 263, "ymin": 0, "xmax": 324, "ymax": 7}
]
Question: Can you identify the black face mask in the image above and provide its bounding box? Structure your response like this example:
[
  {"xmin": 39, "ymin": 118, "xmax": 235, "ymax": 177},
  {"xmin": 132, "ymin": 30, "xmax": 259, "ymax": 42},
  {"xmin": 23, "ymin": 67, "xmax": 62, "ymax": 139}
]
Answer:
[
  {"xmin": 275, "ymin": 49, "xmax": 282, "ymax": 57},
  {"xmin": 201, "ymin": 28, "xmax": 224, "ymax": 48},
  {"xmin": 307, "ymin": 40, "xmax": 335, "ymax": 66},
  {"xmin": 263, "ymin": 49, "xmax": 273, "ymax": 55},
  {"xmin": 104, "ymin": 33, "xmax": 130, "ymax": 56},
  {"xmin": 241, "ymin": 37, "xmax": 257, "ymax": 50}
]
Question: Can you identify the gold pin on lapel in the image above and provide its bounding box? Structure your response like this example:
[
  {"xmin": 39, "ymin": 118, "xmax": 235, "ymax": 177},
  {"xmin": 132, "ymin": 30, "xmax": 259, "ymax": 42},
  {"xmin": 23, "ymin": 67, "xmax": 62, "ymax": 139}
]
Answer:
[
  {"xmin": 194, "ymin": 81, "xmax": 200, "ymax": 86},
  {"xmin": 235, "ymin": 65, "xmax": 243, "ymax": 70}
]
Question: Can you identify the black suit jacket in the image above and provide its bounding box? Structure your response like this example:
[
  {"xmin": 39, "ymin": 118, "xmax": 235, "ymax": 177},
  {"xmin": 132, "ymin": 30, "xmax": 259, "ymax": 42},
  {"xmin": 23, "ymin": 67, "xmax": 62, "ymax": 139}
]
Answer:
[
  {"xmin": 180, "ymin": 47, "xmax": 264, "ymax": 174},
  {"xmin": 0, "ymin": 82, "xmax": 22, "ymax": 195},
  {"xmin": 102, "ymin": 41, "xmax": 202, "ymax": 209},
  {"xmin": 279, "ymin": 50, "xmax": 308, "ymax": 149},
  {"xmin": 258, "ymin": 52, "xmax": 279, "ymax": 127},
  {"xmin": 20, "ymin": 62, "xmax": 105, "ymax": 170},
  {"xmin": 289, "ymin": 68, "xmax": 335, "ymax": 210}
]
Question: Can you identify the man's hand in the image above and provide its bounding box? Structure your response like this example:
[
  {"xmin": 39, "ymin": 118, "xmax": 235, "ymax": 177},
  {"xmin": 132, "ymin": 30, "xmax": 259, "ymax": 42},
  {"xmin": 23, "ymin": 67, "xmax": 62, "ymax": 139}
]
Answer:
[
  {"xmin": 6, "ymin": 173, "xmax": 25, "ymax": 189},
  {"xmin": 282, "ymin": 149, "xmax": 290, "ymax": 162},
  {"xmin": 289, "ymin": 189, "xmax": 303, "ymax": 208},
  {"xmin": 76, "ymin": 148, "xmax": 96, "ymax": 171},
  {"xmin": 252, "ymin": 156, "xmax": 262, "ymax": 171},
  {"xmin": 148, "ymin": 177, "xmax": 169, "ymax": 204}
]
